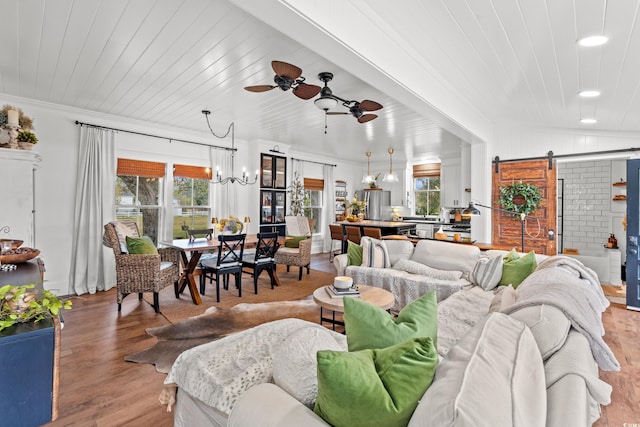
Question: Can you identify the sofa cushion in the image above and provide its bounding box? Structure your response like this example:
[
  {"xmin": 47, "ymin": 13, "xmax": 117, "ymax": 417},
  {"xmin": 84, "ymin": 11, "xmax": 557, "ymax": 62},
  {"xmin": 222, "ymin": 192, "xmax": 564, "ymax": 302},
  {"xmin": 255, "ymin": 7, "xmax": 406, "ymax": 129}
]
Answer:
[
  {"xmin": 344, "ymin": 291, "xmax": 438, "ymax": 351},
  {"xmin": 393, "ymin": 258, "xmax": 463, "ymax": 281},
  {"xmin": 499, "ymin": 249, "xmax": 537, "ymax": 287},
  {"xmin": 410, "ymin": 239, "xmax": 481, "ymax": 275},
  {"xmin": 360, "ymin": 236, "xmax": 391, "ymax": 268},
  {"xmin": 314, "ymin": 337, "xmax": 438, "ymax": 427},
  {"xmin": 509, "ymin": 304, "xmax": 571, "ymax": 360},
  {"xmin": 272, "ymin": 327, "xmax": 346, "ymax": 408},
  {"xmin": 347, "ymin": 241, "xmax": 363, "ymax": 266},
  {"xmin": 384, "ymin": 239, "xmax": 415, "ymax": 266},
  {"xmin": 125, "ymin": 235, "xmax": 158, "ymax": 255},
  {"xmin": 470, "ymin": 253, "xmax": 503, "ymax": 290},
  {"xmin": 410, "ymin": 312, "xmax": 546, "ymax": 427}
]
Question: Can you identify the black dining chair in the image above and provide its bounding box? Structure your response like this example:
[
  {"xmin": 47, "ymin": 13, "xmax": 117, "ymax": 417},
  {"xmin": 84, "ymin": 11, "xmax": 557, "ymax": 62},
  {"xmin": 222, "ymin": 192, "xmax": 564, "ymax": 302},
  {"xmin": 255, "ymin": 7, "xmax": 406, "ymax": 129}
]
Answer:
[
  {"xmin": 200, "ymin": 234, "xmax": 245, "ymax": 302},
  {"xmin": 242, "ymin": 232, "xmax": 280, "ymax": 293}
]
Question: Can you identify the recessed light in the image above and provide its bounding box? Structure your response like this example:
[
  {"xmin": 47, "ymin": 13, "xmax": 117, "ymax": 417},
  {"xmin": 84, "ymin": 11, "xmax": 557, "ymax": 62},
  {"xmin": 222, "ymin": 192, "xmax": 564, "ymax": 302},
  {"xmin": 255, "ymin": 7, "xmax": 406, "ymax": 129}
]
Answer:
[
  {"xmin": 578, "ymin": 35, "xmax": 609, "ymax": 47},
  {"xmin": 580, "ymin": 118, "xmax": 597, "ymax": 124},
  {"xmin": 579, "ymin": 90, "xmax": 601, "ymax": 98}
]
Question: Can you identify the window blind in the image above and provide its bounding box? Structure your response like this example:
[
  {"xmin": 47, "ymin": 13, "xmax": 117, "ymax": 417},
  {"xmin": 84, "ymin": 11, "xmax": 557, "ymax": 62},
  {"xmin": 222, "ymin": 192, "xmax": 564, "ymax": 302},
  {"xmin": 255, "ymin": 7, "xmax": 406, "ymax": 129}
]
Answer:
[
  {"xmin": 304, "ymin": 178, "xmax": 324, "ymax": 191},
  {"xmin": 413, "ymin": 163, "xmax": 441, "ymax": 178},
  {"xmin": 117, "ymin": 158, "xmax": 165, "ymax": 178},
  {"xmin": 173, "ymin": 164, "xmax": 212, "ymax": 180}
]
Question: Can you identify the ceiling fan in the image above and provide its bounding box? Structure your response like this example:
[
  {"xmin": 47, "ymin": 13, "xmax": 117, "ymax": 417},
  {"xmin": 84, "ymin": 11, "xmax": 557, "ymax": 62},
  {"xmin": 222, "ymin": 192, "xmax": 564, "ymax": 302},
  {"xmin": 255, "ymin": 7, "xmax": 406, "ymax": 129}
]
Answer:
[
  {"xmin": 314, "ymin": 71, "xmax": 383, "ymax": 132},
  {"xmin": 244, "ymin": 60, "xmax": 321, "ymax": 100}
]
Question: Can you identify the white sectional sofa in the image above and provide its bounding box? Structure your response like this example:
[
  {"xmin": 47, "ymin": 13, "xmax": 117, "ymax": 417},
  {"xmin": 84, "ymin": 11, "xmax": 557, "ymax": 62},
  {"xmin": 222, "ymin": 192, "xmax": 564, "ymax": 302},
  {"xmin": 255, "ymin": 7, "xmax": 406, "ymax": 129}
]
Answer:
[{"xmin": 162, "ymin": 241, "xmax": 618, "ymax": 426}]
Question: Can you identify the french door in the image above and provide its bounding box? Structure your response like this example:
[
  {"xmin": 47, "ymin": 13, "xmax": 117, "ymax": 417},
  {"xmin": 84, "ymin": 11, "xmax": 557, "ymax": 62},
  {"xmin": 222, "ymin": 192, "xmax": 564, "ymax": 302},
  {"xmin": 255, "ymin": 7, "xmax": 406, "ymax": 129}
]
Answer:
[{"xmin": 626, "ymin": 159, "xmax": 640, "ymax": 310}]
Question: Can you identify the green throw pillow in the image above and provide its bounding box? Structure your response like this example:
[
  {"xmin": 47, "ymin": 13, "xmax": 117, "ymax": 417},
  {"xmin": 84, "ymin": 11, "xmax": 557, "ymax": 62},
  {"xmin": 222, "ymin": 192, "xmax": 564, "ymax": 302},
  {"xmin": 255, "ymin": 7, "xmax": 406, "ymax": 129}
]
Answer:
[
  {"xmin": 285, "ymin": 235, "xmax": 307, "ymax": 248},
  {"xmin": 499, "ymin": 249, "xmax": 537, "ymax": 288},
  {"xmin": 125, "ymin": 235, "xmax": 158, "ymax": 255},
  {"xmin": 344, "ymin": 291, "xmax": 437, "ymax": 351},
  {"xmin": 346, "ymin": 240, "xmax": 363, "ymax": 266},
  {"xmin": 314, "ymin": 337, "xmax": 438, "ymax": 427}
]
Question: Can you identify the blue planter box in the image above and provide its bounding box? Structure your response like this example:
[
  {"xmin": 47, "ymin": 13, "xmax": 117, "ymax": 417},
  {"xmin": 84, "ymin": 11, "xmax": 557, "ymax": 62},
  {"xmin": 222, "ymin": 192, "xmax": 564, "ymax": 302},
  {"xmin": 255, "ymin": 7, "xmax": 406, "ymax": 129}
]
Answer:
[{"xmin": 0, "ymin": 317, "xmax": 54, "ymax": 427}]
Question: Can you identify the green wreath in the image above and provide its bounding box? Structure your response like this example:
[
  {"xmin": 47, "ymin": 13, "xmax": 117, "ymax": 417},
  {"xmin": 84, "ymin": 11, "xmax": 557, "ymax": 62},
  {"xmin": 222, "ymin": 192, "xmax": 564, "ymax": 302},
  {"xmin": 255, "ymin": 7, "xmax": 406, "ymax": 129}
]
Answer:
[{"xmin": 498, "ymin": 180, "xmax": 541, "ymax": 216}]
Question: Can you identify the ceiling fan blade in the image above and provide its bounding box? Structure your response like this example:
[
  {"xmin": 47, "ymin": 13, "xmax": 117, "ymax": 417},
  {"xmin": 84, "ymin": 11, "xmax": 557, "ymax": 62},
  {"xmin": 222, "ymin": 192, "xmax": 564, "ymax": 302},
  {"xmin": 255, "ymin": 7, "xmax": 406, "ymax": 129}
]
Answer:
[
  {"xmin": 244, "ymin": 85, "xmax": 276, "ymax": 93},
  {"xmin": 326, "ymin": 111, "xmax": 349, "ymax": 115},
  {"xmin": 358, "ymin": 114, "xmax": 378, "ymax": 123},
  {"xmin": 359, "ymin": 100, "xmax": 383, "ymax": 112},
  {"xmin": 292, "ymin": 83, "xmax": 321, "ymax": 100},
  {"xmin": 272, "ymin": 60, "xmax": 302, "ymax": 80}
]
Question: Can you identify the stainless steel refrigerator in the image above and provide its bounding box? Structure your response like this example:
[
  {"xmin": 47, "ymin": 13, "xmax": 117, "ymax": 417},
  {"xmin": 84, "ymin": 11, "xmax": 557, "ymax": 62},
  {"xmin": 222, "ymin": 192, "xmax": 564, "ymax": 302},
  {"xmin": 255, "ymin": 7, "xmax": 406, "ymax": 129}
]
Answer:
[{"xmin": 356, "ymin": 189, "xmax": 391, "ymax": 220}]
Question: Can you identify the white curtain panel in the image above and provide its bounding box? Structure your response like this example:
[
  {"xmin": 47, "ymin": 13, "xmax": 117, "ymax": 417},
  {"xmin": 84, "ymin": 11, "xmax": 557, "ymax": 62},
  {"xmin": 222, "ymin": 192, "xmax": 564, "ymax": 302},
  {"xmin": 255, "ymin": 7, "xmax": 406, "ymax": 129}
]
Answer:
[
  {"xmin": 322, "ymin": 164, "xmax": 335, "ymax": 252},
  {"xmin": 69, "ymin": 127, "xmax": 116, "ymax": 295}
]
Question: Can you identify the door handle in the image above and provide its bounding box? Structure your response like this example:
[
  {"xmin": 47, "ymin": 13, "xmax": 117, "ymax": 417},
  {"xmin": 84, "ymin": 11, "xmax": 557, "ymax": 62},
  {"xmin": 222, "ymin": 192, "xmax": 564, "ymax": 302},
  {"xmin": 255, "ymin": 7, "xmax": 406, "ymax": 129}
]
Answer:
[{"xmin": 629, "ymin": 248, "xmax": 638, "ymax": 256}]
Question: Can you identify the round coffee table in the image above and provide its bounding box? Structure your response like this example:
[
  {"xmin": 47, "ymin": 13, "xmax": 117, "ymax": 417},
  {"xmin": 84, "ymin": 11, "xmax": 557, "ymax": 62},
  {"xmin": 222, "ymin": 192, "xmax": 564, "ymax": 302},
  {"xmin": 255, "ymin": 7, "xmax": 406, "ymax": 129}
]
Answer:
[{"xmin": 312, "ymin": 284, "xmax": 395, "ymax": 330}]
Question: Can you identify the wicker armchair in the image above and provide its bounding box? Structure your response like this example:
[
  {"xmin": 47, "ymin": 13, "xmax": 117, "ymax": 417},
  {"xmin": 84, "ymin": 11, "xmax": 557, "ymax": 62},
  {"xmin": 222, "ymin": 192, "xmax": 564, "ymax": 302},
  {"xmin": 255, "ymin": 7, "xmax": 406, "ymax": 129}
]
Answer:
[
  {"xmin": 103, "ymin": 221, "xmax": 180, "ymax": 313},
  {"xmin": 274, "ymin": 216, "xmax": 312, "ymax": 280}
]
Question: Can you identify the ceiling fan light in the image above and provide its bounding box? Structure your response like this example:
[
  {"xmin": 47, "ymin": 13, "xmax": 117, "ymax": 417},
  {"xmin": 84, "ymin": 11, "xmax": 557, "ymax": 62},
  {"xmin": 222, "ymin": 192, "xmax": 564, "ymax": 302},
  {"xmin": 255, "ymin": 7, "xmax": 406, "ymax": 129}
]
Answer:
[{"xmin": 315, "ymin": 96, "xmax": 337, "ymax": 111}]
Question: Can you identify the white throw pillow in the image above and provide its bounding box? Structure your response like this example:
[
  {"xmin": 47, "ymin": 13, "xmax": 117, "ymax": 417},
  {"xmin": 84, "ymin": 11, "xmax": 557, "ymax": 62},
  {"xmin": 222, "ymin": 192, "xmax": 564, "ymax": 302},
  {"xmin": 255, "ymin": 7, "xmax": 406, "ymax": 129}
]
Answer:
[
  {"xmin": 410, "ymin": 312, "xmax": 546, "ymax": 427},
  {"xmin": 509, "ymin": 305, "xmax": 571, "ymax": 360},
  {"xmin": 470, "ymin": 254, "xmax": 503, "ymax": 290},
  {"xmin": 393, "ymin": 258, "xmax": 463, "ymax": 280},
  {"xmin": 360, "ymin": 236, "xmax": 391, "ymax": 268},
  {"xmin": 272, "ymin": 326, "xmax": 346, "ymax": 408}
]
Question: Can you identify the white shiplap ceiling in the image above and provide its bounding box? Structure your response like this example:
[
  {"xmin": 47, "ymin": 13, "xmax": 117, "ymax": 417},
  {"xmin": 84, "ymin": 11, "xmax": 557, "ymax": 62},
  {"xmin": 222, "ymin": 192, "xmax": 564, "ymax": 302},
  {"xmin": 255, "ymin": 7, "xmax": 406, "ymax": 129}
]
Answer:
[{"xmin": 1, "ymin": 0, "xmax": 638, "ymax": 163}]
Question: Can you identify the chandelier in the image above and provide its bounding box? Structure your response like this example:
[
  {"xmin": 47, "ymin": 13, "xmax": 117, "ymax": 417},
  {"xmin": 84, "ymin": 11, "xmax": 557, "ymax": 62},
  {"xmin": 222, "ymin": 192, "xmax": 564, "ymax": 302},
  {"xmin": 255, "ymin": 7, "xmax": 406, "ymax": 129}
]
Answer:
[{"xmin": 203, "ymin": 110, "xmax": 258, "ymax": 185}]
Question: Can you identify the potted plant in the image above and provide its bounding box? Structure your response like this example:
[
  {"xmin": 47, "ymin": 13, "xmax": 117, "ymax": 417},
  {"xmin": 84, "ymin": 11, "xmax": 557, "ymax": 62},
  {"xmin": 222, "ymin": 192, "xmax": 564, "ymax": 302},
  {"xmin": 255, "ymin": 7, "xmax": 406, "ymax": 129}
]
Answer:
[
  {"xmin": 0, "ymin": 284, "xmax": 71, "ymax": 332},
  {"xmin": 16, "ymin": 130, "xmax": 38, "ymax": 150},
  {"xmin": 288, "ymin": 172, "xmax": 305, "ymax": 216}
]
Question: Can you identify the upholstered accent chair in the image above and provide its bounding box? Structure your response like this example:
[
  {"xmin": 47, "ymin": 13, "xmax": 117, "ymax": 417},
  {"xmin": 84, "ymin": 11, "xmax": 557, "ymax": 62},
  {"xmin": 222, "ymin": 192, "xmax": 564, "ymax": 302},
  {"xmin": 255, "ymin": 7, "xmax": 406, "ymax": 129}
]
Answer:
[
  {"xmin": 103, "ymin": 220, "xmax": 180, "ymax": 313},
  {"xmin": 274, "ymin": 216, "xmax": 312, "ymax": 280}
]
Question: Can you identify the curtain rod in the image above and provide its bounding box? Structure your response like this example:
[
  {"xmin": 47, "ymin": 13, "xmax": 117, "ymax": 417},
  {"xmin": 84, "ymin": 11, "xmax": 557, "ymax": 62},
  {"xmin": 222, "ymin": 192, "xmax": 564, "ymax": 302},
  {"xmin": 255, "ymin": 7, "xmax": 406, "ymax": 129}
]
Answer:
[
  {"xmin": 74, "ymin": 120, "xmax": 235, "ymax": 152},
  {"xmin": 290, "ymin": 157, "xmax": 336, "ymax": 167}
]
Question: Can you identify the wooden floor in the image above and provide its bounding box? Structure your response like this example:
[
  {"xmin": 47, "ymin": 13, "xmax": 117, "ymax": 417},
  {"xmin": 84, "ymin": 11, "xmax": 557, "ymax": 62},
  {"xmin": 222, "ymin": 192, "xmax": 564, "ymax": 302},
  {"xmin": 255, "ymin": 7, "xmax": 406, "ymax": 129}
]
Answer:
[{"xmin": 45, "ymin": 254, "xmax": 639, "ymax": 427}]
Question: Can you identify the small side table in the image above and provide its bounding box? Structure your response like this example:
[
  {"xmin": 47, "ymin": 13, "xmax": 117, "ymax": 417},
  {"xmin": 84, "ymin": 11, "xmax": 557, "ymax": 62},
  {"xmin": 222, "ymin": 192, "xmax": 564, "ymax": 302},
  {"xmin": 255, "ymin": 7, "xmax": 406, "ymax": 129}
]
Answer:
[{"xmin": 312, "ymin": 285, "xmax": 395, "ymax": 330}]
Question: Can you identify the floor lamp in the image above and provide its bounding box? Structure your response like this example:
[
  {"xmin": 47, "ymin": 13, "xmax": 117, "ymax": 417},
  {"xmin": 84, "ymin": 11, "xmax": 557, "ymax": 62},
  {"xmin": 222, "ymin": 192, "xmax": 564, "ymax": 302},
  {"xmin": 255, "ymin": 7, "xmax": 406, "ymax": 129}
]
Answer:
[{"xmin": 462, "ymin": 202, "xmax": 530, "ymax": 252}]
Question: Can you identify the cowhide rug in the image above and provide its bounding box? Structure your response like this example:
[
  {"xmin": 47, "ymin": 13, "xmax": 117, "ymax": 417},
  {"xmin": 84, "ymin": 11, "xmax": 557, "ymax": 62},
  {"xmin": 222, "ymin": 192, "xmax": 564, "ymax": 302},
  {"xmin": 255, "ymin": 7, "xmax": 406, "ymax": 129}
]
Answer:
[{"xmin": 125, "ymin": 299, "xmax": 321, "ymax": 373}]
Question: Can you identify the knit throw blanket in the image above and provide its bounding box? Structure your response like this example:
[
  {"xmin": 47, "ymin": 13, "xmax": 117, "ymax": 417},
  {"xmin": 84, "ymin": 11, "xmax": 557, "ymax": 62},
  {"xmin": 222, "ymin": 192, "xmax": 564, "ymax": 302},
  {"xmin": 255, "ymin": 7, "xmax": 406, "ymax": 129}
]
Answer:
[{"xmin": 502, "ymin": 256, "xmax": 620, "ymax": 371}]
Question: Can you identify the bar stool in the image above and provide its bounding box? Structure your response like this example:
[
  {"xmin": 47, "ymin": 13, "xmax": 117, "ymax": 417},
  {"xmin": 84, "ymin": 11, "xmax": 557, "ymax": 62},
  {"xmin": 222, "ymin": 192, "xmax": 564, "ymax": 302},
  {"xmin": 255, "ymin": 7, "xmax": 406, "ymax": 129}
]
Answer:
[
  {"xmin": 362, "ymin": 227, "xmax": 382, "ymax": 239},
  {"xmin": 344, "ymin": 225, "xmax": 362, "ymax": 245},
  {"xmin": 329, "ymin": 224, "xmax": 346, "ymax": 261}
]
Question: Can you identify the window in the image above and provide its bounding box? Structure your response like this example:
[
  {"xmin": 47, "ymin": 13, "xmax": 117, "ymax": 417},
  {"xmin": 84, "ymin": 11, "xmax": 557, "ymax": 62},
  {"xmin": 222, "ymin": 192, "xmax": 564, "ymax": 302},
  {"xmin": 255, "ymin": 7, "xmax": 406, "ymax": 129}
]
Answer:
[
  {"xmin": 413, "ymin": 163, "xmax": 441, "ymax": 216},
  {"xmin": 173, "ymin": 164, "xmax": 212, "ymax": 239},
  {"xmin": 116, "ymin": 159, "xmax": 164, "ymax": 244},
  {"xmin": 304, "ymin": 178, "xmax": 324, "ymax": 234}
]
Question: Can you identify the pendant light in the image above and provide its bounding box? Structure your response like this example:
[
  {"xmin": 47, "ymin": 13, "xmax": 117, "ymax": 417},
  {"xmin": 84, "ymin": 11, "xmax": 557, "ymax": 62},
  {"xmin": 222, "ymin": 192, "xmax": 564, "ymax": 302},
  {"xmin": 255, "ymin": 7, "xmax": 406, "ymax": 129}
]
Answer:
[
  {"xmin": 382, "ymin": 148, "xmax": 399, "ymax": 182},
  {"xmin": 361, "ymin": 151, "xmax": 374, "ymax": 183}
]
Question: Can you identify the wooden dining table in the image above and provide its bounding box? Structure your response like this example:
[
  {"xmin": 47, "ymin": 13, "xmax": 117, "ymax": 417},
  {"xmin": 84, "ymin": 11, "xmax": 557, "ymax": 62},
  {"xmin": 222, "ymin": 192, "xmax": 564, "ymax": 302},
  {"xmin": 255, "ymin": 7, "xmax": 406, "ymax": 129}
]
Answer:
[{"xmin": 160, "ymin": 234, "xmax": 284, "ymax": 305}]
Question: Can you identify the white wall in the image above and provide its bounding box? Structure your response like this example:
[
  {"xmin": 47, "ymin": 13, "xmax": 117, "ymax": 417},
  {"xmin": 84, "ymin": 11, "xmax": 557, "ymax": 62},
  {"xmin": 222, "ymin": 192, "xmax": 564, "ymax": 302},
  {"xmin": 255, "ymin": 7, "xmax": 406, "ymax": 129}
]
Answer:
[{"xmin": 0, "ymin": 94, "xmax": 365, "ymax": 296}]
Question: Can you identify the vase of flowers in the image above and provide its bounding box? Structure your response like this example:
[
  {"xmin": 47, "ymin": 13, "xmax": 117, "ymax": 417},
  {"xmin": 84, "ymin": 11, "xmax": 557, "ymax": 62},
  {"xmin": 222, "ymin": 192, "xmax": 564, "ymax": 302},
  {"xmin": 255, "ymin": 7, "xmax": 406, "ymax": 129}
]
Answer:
[{"xmin": 216, "ymin": 216, "xmax": 244, "ymax": 234}]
